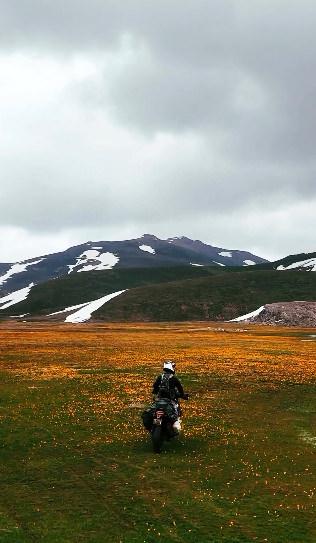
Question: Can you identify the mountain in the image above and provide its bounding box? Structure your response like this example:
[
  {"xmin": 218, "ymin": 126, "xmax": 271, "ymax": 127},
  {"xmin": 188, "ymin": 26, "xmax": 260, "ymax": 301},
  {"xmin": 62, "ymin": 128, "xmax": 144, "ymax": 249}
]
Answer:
[
  {"xmin": 0, "ymin": 234, "xmax": 268, "ymax": 297},
  {"xmin": 2, "ymin": 239, "xmax": 316, "ymax": 325},
  {"xmin": 255, "ymin": 251, "xmax": 316, "ymax": 272},
  {"xmin": 3, "ymin": 267, "xmax": 316, "ymax": 324},
  {"xmin": 166, "ymin": 236, "xmax": 264, "ymax": 266}
]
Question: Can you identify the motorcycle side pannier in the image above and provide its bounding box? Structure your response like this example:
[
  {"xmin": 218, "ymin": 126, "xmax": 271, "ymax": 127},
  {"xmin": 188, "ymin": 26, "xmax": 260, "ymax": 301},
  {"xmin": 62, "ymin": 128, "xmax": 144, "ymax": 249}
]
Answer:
[{"xmin": 141, "ymin": 408, "xmax": 154, "ymax": 430}]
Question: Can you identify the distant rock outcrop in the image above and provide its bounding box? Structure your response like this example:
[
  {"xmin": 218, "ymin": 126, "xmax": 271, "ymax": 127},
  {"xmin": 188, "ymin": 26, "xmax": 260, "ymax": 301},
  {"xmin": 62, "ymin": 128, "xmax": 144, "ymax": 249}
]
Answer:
[{"xmin": 237, "ymin": 301, "xmax": 316, "ymax": 327}]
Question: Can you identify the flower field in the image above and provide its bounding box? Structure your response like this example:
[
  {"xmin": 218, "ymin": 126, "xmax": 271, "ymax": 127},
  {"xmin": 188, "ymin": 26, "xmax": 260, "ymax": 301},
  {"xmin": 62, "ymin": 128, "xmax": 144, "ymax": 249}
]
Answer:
[{"xmin": 0, "ymin": 321, "xmax": 315, "ymax": 542}]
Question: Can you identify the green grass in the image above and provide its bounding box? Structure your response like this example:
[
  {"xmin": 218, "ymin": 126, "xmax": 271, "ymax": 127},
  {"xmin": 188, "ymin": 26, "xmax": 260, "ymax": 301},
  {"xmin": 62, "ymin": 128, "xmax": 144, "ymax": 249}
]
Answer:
[
  {"xmin": 1, "ymin": 376, "xmax": 315, "ymax": 542},
  {"xmin": 0, "ymin": 323, "xmax": 316, "ymax": 542}
]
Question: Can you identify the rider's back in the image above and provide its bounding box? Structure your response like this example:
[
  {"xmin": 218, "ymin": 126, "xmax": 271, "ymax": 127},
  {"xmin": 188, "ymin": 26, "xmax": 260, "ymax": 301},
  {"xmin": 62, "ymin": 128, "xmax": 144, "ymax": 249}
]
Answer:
[{"xmin": 153, "ymin": 372, "xmax": 184, "ymax": 400}]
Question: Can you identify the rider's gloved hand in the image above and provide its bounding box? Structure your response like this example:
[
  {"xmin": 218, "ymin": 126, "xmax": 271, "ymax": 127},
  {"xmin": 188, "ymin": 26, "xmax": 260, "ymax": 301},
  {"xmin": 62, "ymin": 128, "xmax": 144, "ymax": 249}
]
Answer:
[{"xmin": 182, "ymin": 393, "xmax": 189, "ymax": 400}]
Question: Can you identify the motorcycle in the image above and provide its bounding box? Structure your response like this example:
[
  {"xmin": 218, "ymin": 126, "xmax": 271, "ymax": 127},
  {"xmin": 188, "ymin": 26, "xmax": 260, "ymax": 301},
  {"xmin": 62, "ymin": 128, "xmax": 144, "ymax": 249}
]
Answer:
[
  {"xmin": 142, "ymin": 395, "xmax": 189, "ymax": 453},
  {"xmin": 151, "ymin": 399, "xmax": 177, "ymax": 453}
]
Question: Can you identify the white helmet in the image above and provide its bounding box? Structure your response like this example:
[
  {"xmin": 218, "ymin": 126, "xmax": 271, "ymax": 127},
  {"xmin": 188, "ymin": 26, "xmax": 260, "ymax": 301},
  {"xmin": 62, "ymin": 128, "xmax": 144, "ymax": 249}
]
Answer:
[{"xmin": 163, "ymin": 360, "xmax": 175, "ymax": 373}]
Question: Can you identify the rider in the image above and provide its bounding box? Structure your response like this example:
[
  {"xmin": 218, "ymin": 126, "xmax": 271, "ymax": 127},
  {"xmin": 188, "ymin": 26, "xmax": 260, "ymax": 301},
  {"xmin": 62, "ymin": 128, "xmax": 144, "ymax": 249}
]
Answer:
[{"xmin": 152, "ymin": 360, "xmax": 188, "ymax": 432}]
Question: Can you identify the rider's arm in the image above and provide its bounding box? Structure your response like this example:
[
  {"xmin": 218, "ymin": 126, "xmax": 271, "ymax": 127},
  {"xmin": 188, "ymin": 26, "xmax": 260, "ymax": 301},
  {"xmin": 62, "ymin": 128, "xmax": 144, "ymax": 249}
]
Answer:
[
  {"xmin": 152, "ymin": 375, "xmax": 161, "ymax": 394},
  {"xmin": 172, "ymin": 376, "xmax": 184, "ymax": 397}
]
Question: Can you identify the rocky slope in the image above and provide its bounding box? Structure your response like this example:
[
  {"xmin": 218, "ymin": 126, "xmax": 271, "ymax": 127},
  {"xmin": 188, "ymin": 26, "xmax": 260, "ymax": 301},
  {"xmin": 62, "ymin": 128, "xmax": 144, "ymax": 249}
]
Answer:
[{"xmin": 233, "ymin": 301, "xmax": 316, "ymax": 327}]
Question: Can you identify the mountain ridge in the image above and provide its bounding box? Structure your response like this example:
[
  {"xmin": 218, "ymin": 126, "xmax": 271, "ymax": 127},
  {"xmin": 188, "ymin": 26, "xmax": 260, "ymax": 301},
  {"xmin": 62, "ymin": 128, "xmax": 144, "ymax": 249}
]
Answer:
[
  {"xmin": 2, "ymin": 238, "xmax": 316, "ymax": 326},
  {"xmin": 0, "ymin": 234, "xmax": 268, "ymax": 297}
]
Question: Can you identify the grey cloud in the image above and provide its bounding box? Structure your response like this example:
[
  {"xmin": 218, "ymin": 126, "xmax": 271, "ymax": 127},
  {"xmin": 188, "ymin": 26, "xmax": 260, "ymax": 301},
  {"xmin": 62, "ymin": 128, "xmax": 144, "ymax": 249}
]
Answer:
[
  {"xmin": 0, "ymin": 0, "xmax": 120, "ymax": 51},
  {"xmin": 1, "ymin": 0, "xmax": 316, "ymax": 260},
  {"xmin": 0, "ymin": 0, "xmax": 233, "ymax": 55},
  {"xmin": 105, "ymin": 60, "xmax": 240, "ymax": 133},
  {"xmin": 2, "ymin": 126, "xmax": 314, "ymax": 232},
  {"xmin": 3, "ymin": 0, "xmax": 316, "ymax": 157}
]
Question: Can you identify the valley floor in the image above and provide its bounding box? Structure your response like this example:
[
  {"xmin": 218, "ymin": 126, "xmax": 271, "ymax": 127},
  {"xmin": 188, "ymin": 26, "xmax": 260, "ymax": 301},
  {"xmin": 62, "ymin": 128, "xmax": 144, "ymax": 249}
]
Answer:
[{"xmin": 0, "ymin": 321, "xmax": 315, "ymax": 542}]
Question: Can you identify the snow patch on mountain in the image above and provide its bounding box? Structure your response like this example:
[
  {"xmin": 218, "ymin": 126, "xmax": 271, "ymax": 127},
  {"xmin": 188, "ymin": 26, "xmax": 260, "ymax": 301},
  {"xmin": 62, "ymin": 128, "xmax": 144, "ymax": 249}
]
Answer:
[
  {"xmin": 213, "ymin": 261, "xmax": 226, "ymax": 267},
  {"xmin": 0, "ymin": 283, "xmax": 34, "ymax": 309},
  {"xmin": 0, "ymin": 260, "xmax": 43, "ymax": 286},
  {"xmin": 243, "ymin": 260, "xmax": 256, "ymax": 266},
  {"xmin": 230, "ymin": 306, "xmax": 265, "ymax": 322},
  {"xmin": 48, "ymin": 301, "xmax": 92, "ymax": 316},
  {"xmin": 190, "ymin": 263, "xmax": 204, "ymax": 267},
  {"xmin": 68, "ymin": 250, "xmax": 119, "ymax": 273},
  {"xmin": 218, "ymin": 251, "xmax": 232, "ymax": 257},
  {"xmin": 139, "ymin": 245, "xmax": 156, "ymax": 255},
  {"xmin": 65, "ymin": 290, "xmax": 126, "ymax": 323},
  {"xmin": 277, "ymin": 258, "xmax": 316, "ymax": 272}
]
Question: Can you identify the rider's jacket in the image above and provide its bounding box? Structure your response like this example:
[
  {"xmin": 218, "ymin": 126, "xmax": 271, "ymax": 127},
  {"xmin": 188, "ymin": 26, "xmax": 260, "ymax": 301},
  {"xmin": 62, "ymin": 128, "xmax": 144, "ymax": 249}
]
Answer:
[{"xmin": 152, "ymin": 373, "xmax": 184, "ymax": 400}]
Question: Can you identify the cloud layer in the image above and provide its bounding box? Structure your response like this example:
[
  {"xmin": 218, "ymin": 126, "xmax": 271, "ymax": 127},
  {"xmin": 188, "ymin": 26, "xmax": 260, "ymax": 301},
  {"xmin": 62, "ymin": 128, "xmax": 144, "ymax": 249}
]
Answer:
[{"xmin": 1, "ymin": 0, "xmax": 316, "ymax": 261}]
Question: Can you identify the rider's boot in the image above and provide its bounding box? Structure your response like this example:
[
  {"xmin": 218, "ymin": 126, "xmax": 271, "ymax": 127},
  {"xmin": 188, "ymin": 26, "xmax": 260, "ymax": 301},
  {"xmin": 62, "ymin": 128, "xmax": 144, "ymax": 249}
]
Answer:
[{"xmin": 172, "ymin": 418, "xmax": 181, "ymax": 435}]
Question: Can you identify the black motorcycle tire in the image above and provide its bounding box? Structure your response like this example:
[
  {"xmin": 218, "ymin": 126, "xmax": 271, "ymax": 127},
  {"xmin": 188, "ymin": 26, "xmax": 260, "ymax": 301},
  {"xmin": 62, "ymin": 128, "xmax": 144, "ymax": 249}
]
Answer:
[{"xmin": 151, "ymin": 425, "xmax": 163, "ymax": 453}]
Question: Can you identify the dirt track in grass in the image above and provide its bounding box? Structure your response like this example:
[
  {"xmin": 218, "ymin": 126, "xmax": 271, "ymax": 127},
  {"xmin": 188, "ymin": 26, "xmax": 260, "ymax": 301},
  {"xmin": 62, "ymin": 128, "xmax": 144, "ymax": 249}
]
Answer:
[{"xmin": 0, "ymin": 321, "xmax": 315, "ymax": 542}]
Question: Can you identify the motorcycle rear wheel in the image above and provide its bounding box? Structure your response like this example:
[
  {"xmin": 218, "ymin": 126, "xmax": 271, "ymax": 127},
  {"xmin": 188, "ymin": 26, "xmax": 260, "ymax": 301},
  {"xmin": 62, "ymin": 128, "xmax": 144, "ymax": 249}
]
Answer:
[{"xmin": 151, "ymin": 425, "xmax": 163, "ymax": 453}]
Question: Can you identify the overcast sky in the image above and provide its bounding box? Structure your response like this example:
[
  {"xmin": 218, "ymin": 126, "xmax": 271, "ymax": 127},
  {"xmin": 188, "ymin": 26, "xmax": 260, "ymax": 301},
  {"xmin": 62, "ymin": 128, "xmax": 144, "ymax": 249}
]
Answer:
[{"xmin": 1, "ymin": 0, "xmax": 316, "ymax": 262}]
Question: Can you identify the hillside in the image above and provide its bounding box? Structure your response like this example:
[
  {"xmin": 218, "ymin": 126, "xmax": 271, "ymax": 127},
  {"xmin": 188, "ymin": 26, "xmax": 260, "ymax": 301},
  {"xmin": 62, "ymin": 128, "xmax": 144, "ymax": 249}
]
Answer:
[
  {"xmin": 93, "ymin": 270, "xmax": 316, "ymax": 322},
  {"xmin": 0, "ymin": 265, "xmax": 217, "ymax": 317},
  {"xmin": 2, "ymin": 267, "xmax": 316, "ymax": 324},
  {"xmin": 2, "ymin": 250, "xmax": 316, "ymax": 324}
]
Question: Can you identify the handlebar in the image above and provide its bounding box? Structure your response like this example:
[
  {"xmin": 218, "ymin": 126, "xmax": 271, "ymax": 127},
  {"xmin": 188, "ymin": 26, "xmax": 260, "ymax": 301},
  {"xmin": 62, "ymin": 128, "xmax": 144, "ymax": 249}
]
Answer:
[{"xmin": 152, "ymin": 393, "xmax": 190, "ymax": 401}]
